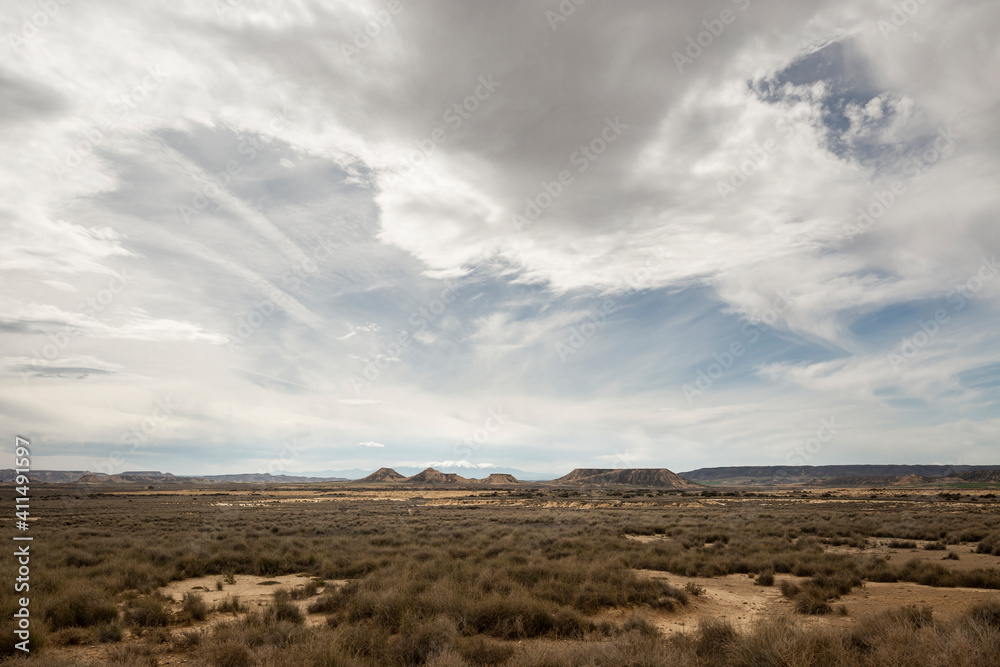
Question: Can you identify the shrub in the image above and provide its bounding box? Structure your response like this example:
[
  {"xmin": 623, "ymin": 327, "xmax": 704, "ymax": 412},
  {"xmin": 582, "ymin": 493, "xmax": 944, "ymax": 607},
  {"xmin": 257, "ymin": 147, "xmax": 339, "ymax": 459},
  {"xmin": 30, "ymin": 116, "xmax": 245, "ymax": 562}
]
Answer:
[
  {"xmin": 621, "ymin": 615, "xmax": 660, "ymax": 638},
  {"xmin": 51, "ymin": 627, "xmax": 90, "ymax": 646},
  {"xmin": 96, "ymin": 621, "xmax": 124, "ymax": 643},
  {"xmin": 173, "ymin": 629, "xmax": 203, "ymax": 650},
  {"xmin": 387, "ymin": 614, "xmax": 457, "ymax": 665},
  {"xmin": 268, "ymin": 589, "xmax": 304, "ymax": 624},
  {"xmin": 45, "ymin": 587, "xmax": 119, "ymax": 629},
  {"xmin": 695, "ymin": 618, "xmax": 738, "ymax": 656},
  {"xmin": 966, "ymin": 600, "xmax": 1000, "ymax": 628},
  {"xmin": 182, "ymin": 591, "xmax": 209, "ymax": 622},
  {"xmin": 106, "ymin": 644, "xmax": 158, "ymax": 666},
  {"xmin": 779, "ymin": 580, "xmax": 800, "ymax": 598},
  {"xmin": 308, "ymin": 592, "xmax": 344, "ymax": 614},
  {"xmin": 456, "ymin": 635, "xmax": 516, "ymax": 666},
  {"xmin": 976, "ymin": 533, "xmax": 1000, "ymax": 555},
  {"xmin": 794, "ymin": 591, "xmax": 832, "ymax": 615},
  {"xmin": 217, "ymin": 595, "xmax": 244, "ymax": 614},
  {"xmin": 685, "ymin": 581, "xmax": 706, "ymax": 596},
  {"xmin": 888, "ymin": 539, "xmax": 918, "ymax": 549},
  {"xmin": 210, "ymin": 640, "xmax": 252, "ymax": 667},
  {"xmin": 755, "ymin": 569, "xmax": 775, "ymax": 587},
  {"xmin": 124, "ymin": 596, "xmax": 169, "ymax": 627}
]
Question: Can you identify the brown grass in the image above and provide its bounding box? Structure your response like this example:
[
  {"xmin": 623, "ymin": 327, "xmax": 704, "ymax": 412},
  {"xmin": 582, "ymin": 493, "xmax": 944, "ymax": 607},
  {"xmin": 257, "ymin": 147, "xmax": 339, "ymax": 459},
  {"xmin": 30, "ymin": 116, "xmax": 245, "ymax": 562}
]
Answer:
[{"xmin": 3, "ymin": 483, "xmax": 1000, "ymax": 664}]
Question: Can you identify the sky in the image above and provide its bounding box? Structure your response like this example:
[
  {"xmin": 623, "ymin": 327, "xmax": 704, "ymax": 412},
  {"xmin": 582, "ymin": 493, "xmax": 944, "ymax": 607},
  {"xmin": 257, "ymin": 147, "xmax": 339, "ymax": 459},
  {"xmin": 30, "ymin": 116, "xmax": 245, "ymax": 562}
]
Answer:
[{"xmin": 2, "ymin": 0, "xmax": 999, "ymax": 477}]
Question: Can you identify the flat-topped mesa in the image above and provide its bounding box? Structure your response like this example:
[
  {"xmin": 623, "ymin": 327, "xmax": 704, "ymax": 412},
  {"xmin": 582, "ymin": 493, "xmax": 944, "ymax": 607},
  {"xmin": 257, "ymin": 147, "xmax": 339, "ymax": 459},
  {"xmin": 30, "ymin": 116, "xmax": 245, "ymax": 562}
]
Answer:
[
  {"xmin": 553, "ymin": 468, "xmax": 701, "ymax": 488},
  {"xmin": 820, "ymin": 474, "xmax": 940, "ymax": 487},
  {"xmin": 479, "ymin": 473, "xmax": 519, "ymax": 484},
  {"xmin": 406, "ymin": 468, "xmax": 470, "ymax": 484},
  {"xmin": 358, "ymin": 467, "xmax": 407, "ymax": 483},
  {"xmin": 77, "ymin": 473, "xmax": 121, "ymax": 483}
]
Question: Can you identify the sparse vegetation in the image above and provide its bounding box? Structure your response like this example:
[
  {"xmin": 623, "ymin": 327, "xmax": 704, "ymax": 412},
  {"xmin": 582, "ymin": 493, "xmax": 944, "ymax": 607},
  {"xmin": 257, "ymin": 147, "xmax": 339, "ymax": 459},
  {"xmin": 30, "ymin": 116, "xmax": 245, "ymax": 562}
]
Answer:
[
  {"xmin": 216, "ymin": 595, "xmax": 245, "ymax": 614},
  {"xmin": 180, "ymin": 592, "xmax": 209, "ymax": 622},
  {"xmin": 5, "ymin": 483, "xmax": 1000, "ymax": 665}
]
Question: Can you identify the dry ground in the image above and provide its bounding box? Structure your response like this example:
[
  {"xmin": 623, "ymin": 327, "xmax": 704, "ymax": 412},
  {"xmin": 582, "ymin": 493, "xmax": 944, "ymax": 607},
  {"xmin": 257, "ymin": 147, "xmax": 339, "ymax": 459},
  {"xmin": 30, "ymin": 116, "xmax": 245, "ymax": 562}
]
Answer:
[{"xmin": 4, "ymin": 483, "xmax": 1000, "ymax": 666}]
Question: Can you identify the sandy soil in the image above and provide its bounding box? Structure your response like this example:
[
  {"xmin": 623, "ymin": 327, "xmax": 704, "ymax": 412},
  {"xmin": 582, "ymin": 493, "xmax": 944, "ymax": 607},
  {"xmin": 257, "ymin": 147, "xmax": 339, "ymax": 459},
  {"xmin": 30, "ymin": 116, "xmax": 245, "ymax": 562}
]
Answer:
[
  {"xmin": 158, "ymin": 572, "xmax": 336, "ymax": 619},
  {"xmin": 632, "ymin": 570, "xmax": 1000, "ymax": 635},
  {"xmin": 49, "ymin": 573, "xmax": 336, "ymax": 666}
]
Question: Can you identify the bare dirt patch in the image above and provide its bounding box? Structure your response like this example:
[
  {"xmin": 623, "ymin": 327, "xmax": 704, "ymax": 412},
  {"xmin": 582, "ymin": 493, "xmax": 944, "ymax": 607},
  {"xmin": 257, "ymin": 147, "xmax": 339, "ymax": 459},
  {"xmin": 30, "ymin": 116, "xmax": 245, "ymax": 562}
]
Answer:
[
  {"xmin": 631, "ymin": 570, "xmax": 800, "ymax": 635},
  {"xmin": 47, "ymin": 574, "xmax": 334, "ymax": 666},
  {"xmin": 159, "ymin": 572, "xmax": 333, "ymax": 618},
  {"xmin": 633, "ymin": 569, "xmax": 1000, "ymax": 635}
]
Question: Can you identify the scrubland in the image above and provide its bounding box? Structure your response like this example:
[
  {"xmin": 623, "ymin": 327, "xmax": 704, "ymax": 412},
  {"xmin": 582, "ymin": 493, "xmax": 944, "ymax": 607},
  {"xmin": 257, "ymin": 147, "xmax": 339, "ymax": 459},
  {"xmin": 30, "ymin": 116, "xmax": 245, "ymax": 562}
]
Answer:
[{"xmin": 2, "ymin": 484, "xmax": 1000, "ymax": 665}]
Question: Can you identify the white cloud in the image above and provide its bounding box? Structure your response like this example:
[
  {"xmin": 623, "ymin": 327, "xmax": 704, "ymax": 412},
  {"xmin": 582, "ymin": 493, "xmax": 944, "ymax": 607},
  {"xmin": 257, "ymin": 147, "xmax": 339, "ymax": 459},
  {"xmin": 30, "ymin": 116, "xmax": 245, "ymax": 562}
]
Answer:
[{"xmin": 2, "ymin": 0, "xmax": 998, "ymax": 473}]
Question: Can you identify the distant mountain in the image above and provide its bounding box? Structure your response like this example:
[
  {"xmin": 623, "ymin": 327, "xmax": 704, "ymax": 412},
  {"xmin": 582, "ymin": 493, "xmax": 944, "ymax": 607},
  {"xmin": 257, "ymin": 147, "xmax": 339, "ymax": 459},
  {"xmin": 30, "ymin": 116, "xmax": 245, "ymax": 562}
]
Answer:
[
  {"xmin": 352, "ymin": 468, "xmax": 519, "ymax": 484},
  {"xmin": 358, "ymin": 467, "xmax": 407, "ymax": 483},
  {"xmin": 0, "ymin": 470, "xmax": 92, "ymax": 483},
  {"xmin": 959, "ymin": 470, "xmax": 1000, "ymax": 483},
  {"xmin": 284, "ymin": 463, "xmax": 555, "ymax": 480},
  {"xmin": 392, "ymin": 463, "xmax": 552, "ymax": 480},
  {"xmin": 818, "ymin": 474, "xmax": 942, "ymax": 487},
  {"xmin": 0, "ymin": 470, "xmax": 347, "ymax": 484},
  {"xmin": 680, "ymin": 465, "xmax": 1000, "ymax": 486},
  {"xmin": 77, "ymin": 473, "xmax": 119, "ymax": 483},
  {"xmin": 277, "ymin": 468, "xmax": 373, "ymax": 480},
  {"xmin": 553, "ymin": 468, "xmax": 700, "ymax": 489},
  {"xmin": 199, "ymin": 473, "xmax": 348, "ymax": 483}
]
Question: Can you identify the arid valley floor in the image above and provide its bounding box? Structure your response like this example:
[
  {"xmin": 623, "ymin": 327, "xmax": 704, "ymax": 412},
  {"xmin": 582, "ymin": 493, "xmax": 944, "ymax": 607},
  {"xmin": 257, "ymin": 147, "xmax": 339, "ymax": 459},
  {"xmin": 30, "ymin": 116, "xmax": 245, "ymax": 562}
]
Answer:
[{"xmin": 4, "ymin": 480, "xmax": 1000, "ymax": 666}]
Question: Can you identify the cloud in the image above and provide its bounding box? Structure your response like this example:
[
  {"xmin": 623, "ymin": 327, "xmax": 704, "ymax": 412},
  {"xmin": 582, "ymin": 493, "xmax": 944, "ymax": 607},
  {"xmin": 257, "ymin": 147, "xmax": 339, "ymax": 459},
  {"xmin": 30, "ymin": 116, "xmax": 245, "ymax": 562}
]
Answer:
[
  {"xmin": 1, "ymin": 0, "xmax": 998, "ymax": 474},
  {"xmin": 358, "ymin": 441, "xmax": 385, "ymax": 448}
]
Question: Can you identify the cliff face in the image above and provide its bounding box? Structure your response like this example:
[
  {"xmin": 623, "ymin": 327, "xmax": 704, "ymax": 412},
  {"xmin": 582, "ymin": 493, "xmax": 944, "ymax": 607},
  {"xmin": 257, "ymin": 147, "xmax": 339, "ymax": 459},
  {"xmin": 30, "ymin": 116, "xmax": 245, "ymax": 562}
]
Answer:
[
  {"xmin": 553, "ymin": 468, "xmax": 701, "ymax": 488},
  {"xmin": 681, "ymin": 465, "xmax": 1000, "ymax": 485},
  {"xmin": 480, "ymin": 473, "xmax": 518, "ymax": 484}
]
